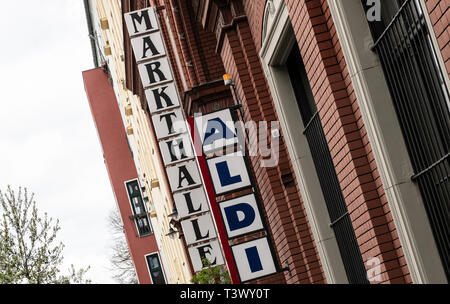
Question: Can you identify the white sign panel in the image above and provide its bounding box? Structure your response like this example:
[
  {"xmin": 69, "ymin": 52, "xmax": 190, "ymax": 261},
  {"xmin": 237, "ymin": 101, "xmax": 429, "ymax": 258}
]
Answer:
[
  {"xmin": 138, "ymin": 57, "xmax": 173, "ymax": 88},
  {"xmin": 219, "ymin": 193, "xmax": 264, "ymax": 238},
  {"xmin": 152, "ymin": 108, "xmax": 187, "ymax": 140},
  {"xmin": 125, "ymin": 7, "xmax": 226, "ymax": 277},
  {"xmin": 195, "ymin": 109, "xmax": 239, "ymax": 154},
  {"xmin": 166, "ymin": 160, "xmax": 202, "ymax": 193},
  {"xmin": 124, "ymin": 8, "xmax": 159, "ymax": 37},
  {"xmin": 173, "ymin": 187, "xmax": 209, "ymax": 220},
  {"xmin": 181, "ymin": 214, "xmax": 217, "ymax": 245},
  {"xmin": 231, "ymin": 237, "xmax": 277, "ymax": 282},
  {"xmin": 131, "ymin": 32, "xmax": 166, "ymax": 63},
  {"xmin": 145, "ymin": 83, "xmax": 180, "ymax": 114},
  {"xmin": 207, "ymin": 152, "xmax": 252, "ymax": 195},
  {"xmin": 159, "ymin": 134, "xmax": 194, "ymax": 166},
  {"xmin": 188, "ymin": 240, "xmax": 225, "ymax": 272}
]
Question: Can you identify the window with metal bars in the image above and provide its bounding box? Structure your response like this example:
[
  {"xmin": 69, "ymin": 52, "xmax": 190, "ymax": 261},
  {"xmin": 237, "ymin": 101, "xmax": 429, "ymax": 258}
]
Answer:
[
  {"xmin": 286, "ymin": 44, "xmax": 369, "ymax": 284},
  {"xmin": 362, "ymin": 0, "xmax": 450, "ymax": 280}
]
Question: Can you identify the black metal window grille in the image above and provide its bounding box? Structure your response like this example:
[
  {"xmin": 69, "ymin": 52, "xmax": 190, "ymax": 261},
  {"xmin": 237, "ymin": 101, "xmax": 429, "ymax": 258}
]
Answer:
[
  {"xmin": 363, "ymin": 0, "xmax": 450, "ymax": 280},
  {"xmin": 146, "ymin": 253, "xmax": 166, "ymax": 284},
  {"xmin": 286, "ymin": 44, "xmax": 369, "ymax": 284},
  {"xmin": 126, "ymin": 180, "xmax": 153, "ymax": 236}
]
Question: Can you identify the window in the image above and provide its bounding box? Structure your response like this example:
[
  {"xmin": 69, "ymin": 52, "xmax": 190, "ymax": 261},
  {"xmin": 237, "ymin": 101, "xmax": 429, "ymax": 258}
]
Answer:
[
  {"xmin": 362, "ymin": 0, "xmax": 450, "ymax": 280},
  {"xmin": 146, "ymin": 253, "xmax": 166, "ymax": 284},
  {"xmin": 286, "ymin": 43, "xmax": 369, "ymax": 284},
  {"xmin": 126, "ymin": 179, "xmax": 153, "ymax": 236}
]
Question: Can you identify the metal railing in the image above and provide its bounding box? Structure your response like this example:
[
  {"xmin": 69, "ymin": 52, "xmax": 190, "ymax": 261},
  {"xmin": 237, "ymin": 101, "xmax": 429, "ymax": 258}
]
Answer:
[
  {"xmin": 303, "ymin": 114, "xmax": 369, "ymax": 284},
  {"xmin": 369, "ymin": 0, "xmax": 450, "ymax": 279},
  {"xmin": 287, "ymin": 44, "xmax": 369, "ymax": 284}
]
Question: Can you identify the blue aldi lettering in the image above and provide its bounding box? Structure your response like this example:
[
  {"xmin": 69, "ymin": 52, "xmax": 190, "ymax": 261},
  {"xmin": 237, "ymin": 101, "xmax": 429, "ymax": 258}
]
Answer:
[
  {"xmin": 203, "ymin": 118, "xmax": 237, "ymax": 147},
  {"xmin": 206, "ymin": 153, "xmax": 251, "ymax": 195},
  {"xmin": 219, "ymin": 194, "xmax": 264, "ymax": 238},
  {"xmin": 194, "ymin": 109, "xmax": 278, "ymax": 282},
  {"xmin": 231, "ymin": 237, "xmax": 277, "ymax": 282},
  {"xmin": 224, "ymin": 203, "xmax": 255, "ymax": 231},
  {"xmin": 216, "ymin": 161, "xmax": 242, "ymax": 186},
  {"xmin": 195, "ymin": 109, "xmax": 239, "ymax": 154},
  {"xmin": 245, "ymin": 246, "xmax": 263, "ymax": 272}
]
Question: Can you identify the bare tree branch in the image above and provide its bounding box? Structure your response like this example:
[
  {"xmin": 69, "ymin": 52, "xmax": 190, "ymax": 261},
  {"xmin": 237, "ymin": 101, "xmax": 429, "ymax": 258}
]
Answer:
[{"xmin": 107, "ymin": 207, "xmax": 138, "ymax": 284}]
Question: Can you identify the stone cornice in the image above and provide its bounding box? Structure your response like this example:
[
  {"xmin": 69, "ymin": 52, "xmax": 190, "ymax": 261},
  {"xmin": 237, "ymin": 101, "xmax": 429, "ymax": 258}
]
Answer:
[
  {"xmin": 215, "ymin": 14, "xmax": 247, "ymax": 54},
  {"xmin": 183, "ymin": 79, "xmax": 233, "ymax": 115}
]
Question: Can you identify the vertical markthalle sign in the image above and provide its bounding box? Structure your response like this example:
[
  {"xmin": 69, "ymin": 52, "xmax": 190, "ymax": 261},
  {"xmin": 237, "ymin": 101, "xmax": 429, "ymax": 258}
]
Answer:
[
  {"xmin": 124, "ymin": 8, "xmax": 225, "ymax": 275},
  {"xmin": 125, "ymin": 7, "xmax": 278, "ymax": 283}
]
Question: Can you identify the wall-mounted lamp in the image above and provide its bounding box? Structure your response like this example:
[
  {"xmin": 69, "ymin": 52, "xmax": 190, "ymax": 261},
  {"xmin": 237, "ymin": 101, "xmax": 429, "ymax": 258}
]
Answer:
[
  {"xmin": 165, "ymin": 221, "xmax": 182, "ymax": 239},
  {"xmin": 165, "ymin": 210, "xmax": 182, "ymax": 240},
  {"xmin": 168, "ymin": 207, "xmax": 179, "ymax": 220},
  {"xmin": 165, "ymin": 226, "xmax": 179, "ymax": 240},
  {"xmin": 223, "ymin": 74, "xmax": 234, "ymax": 86},
  {"xmin": 223, "ymin": 74, "xmax": 241, "ymax": 106},
  {"xmin": 223, "ymin": 74, "xmax": 245, "ymax": 128}
]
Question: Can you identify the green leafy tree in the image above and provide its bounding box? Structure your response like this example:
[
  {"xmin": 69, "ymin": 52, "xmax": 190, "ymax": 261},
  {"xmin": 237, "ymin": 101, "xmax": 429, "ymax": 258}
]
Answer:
[
  {"xmin": 0, "ymin": 234, "xmax": 20, "ymax": 283},
  {"xmin": 57, "ymin": 264, "xmax": 92, "ymax": 284},
  {"xmin": 191, "ymin": 258, "xmax": 231, "ymax": 284},
  {"xmin": 0, "ymin": 186, "xmax": 91, "ymax": 284}
]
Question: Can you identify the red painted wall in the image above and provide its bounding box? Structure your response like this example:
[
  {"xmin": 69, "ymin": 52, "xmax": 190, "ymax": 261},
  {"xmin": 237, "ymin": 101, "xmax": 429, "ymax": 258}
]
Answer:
[{"xmin": 82, "ymin": 67, "xmax": 159, "ymax": 284}]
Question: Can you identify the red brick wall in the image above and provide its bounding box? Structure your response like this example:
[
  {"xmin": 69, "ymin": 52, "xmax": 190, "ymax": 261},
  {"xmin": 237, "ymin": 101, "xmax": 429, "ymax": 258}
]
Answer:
[
  {"xmin": 167, "ymin": 0, "xmax": 413, "ymax": 284},
  {"xmin": 219, "ymin": 0, "xmax": 415, "ymax": 284},
  {"xmin": 178, "ymin": 0, "xmax": 225, "ymax": 83},
  {"xmin": 425, "ymin": 0, "xmax": 450, "ymax": 78},
  {"xmin": 243, "ymin": 0, "xmax": 266, "ymax": 52},
  {"xmin": 217, "ymin": 8, "xmax": 326, "ymax": 284},
  {"xmin": 122, "ymin": 0, "xmax": 421, "ymax": 284},
  {"xmin": 161, "ymin": 0, "xmax": 225, "ymax": 89},
  {"xmin": 280, "ymin": 0, "xmax": 410, "ymax": 283},
  {"xmin": 155, "ymin": 0, "xmax": 327, "ymax": 284}
]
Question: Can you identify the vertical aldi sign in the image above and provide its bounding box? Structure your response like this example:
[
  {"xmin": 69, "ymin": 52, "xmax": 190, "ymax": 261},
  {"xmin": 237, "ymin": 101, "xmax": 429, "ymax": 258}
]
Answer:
[
  {"xmin": 195, "ymin": 109, "xmax": 278, "ymax": 282},
  {"xmin": 124, "ymin": 8, "xmax": 225, "ymax": 274}
]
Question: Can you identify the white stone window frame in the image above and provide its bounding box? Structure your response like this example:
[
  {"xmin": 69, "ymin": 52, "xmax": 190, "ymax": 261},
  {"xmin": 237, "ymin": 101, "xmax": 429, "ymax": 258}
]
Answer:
[
  {"xmin": 260, "ymin": 1, "xmax": 349, "ymax": 284},
  {"xmin": 327, "ymin": 0, "xmax": 448, "ymax": 283}
]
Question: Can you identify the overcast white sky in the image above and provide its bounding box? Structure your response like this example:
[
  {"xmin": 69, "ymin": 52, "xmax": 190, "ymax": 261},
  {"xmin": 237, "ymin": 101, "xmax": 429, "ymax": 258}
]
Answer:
[{"xmin": 0, "ymin": 1, "xmax": 117, "ymax": 283}]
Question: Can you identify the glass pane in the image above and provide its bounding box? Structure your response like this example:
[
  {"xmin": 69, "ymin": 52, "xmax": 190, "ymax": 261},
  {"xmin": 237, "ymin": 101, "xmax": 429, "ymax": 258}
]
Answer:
[
  {"xmin": 132, "ymin": 197, "xmax": 143, "ymax": 214},
  {"xmin": 146, "ymin": 254, "xmax": 166, "ymax": 284},
  {"xmin": 137, "ymin": 216, "xmax": 152, "ymax": 235},
  {"xmin": 127, "ymin": 181, "xmax": 140, "ymax": 197},
  {"xmin": 150, "ymin": 256, "xmax": 159, "ymax": 269}
]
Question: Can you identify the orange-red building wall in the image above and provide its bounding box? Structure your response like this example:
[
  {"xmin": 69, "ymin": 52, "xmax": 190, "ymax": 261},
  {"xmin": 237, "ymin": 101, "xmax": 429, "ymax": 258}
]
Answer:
[{"xmin": 83, "ymin": 67, "xmax": 160, "ymax": 284}]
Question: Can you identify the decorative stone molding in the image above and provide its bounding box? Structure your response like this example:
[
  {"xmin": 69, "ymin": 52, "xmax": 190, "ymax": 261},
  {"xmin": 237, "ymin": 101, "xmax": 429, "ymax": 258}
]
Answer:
[{"xmin": 262, "ymin": 0, "xmax": 282, "ymax": 42}]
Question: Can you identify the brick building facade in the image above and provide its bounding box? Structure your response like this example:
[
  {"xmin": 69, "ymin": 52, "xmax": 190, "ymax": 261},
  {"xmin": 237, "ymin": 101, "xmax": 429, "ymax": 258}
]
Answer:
[{"xmin": 116, "ymin": 0, "xmax": 449, "ymax": 284}]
